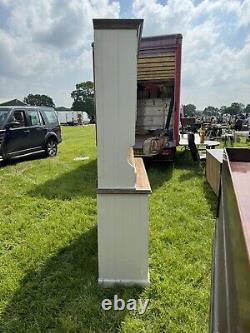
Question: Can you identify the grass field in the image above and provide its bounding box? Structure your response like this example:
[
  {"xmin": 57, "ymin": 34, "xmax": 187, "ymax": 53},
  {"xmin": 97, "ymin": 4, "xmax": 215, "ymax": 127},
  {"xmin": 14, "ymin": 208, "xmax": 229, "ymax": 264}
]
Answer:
[{"xmin": 0, "ymin": 125, "xmax": 239, "ymax": 332}]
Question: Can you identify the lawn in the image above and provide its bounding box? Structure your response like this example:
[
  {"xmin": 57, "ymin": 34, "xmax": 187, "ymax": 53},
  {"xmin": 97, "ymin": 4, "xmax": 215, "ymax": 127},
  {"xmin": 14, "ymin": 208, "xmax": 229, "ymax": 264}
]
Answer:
[{"xmin": 0, "ymin": 125, "xmax": 221, "ymax": 332}]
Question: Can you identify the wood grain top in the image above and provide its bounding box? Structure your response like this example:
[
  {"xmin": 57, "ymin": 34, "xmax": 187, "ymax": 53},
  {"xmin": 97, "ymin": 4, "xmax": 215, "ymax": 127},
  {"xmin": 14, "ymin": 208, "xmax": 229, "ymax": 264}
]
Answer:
[
  {"xmin": 134, "ymin": 158, "xmax": 151, "ymax": 192},
  {"xmin": 97, "ymin": 158, "xmax": 151, "ymax": 194}
]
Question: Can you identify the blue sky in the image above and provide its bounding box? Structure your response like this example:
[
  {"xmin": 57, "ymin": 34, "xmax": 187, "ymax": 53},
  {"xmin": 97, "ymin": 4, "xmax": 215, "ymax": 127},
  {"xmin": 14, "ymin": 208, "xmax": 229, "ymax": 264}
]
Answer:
[{"xmin": 0, "ymin": 0, "xmax": 249, "ymax": 109}]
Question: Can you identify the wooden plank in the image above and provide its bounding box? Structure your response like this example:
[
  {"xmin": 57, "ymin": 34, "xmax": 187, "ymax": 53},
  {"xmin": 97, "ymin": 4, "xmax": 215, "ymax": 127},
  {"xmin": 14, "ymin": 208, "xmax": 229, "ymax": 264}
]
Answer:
[
  {"xmin": 138, "ymin": 62, "xmax": 175, "ymax": 68},
  {"xmin": 138, "ymin": 69, "xmax": 175, "ymax": 75},
  {"xmin": 137, "ymin": 74, "xmax": 175, "ymax": 79},
  {"xmin": 138, "ymin": 65, "xmax": 175, "ymax": 71},
  {"xmin": 138, "ymin": 72, "xmax": 175, "ymax": 76},
  {"xmin": 138, "ymin": 53, "xmax": 175, "ymax": 60},
  {"xmin": 97, "ymin": 158, "xmax": 151, "ymax": 194},
  {"xmin": 138, "ymin": 57, "xmax": 175, "ymax": 64},
  {"xmin": 138, "ymin": 62, "xmax": 175, "ymax": 69},
  {"xmin": 137, "ymin": 79, "xmax": 174, "ymax": 82},
  {"xmin": 138, "ymin": 73, "xmax": 175, "ymax": 77},
  {"xmin": 138, "ymin": 68, "xmax": 175, "ymax": 74},
  {"xmin": 138, "ymin": 61, "xmax": 175, "ymax": 67},
  {"xmin": 135, "ymin": 158, "xmax": 151, "ymax": 192},
  {"xmin": 138, "ymin": 73, "xmax": 175, "ymax": 78},
  {"xmin": 137, "ymin": 75, "xmax": 175, "ymax": 80}
]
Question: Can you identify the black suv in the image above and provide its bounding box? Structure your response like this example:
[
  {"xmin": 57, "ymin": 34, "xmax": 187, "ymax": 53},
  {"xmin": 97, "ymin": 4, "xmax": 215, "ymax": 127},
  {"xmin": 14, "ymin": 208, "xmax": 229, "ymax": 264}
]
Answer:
[{"xmin": 0, "ymin": 106, "xmax": 62, "ymax": 162}]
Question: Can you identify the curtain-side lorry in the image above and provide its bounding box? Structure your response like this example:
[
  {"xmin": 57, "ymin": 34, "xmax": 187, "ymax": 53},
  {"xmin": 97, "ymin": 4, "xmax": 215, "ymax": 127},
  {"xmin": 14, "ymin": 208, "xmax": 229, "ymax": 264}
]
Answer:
[
  {"xmin": 57, "ymin": 111, "xmax": 90, "ymax": 125},
  {"xmin": 134, "ymin": 34, "xmax": 182, "ymax": 161},
  {"xmin": 92, "ymin": 32, "xmax": 182, "ymax": 162}
]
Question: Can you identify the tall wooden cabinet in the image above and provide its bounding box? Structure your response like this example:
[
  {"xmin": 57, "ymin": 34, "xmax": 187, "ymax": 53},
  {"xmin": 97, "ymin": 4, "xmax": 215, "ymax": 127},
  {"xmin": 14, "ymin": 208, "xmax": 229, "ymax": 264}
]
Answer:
[{"xmin": 93, "ymin": 19, "xmax": 151, "ymax": 287}]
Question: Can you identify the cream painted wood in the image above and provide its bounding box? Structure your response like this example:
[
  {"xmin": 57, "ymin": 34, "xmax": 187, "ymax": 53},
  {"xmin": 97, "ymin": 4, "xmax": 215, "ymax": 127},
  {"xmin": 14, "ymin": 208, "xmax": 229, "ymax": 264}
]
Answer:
[
  {"xmin": 97, "ymin": 193, "xmax": 149, "ymax": 287},
  {"xmin": 94, "ymin": 28, "xmax": 138, "ymax": 189},
  {"xmin": 94, "ymin": 19, "xmax": 150, "ymax": 288}
]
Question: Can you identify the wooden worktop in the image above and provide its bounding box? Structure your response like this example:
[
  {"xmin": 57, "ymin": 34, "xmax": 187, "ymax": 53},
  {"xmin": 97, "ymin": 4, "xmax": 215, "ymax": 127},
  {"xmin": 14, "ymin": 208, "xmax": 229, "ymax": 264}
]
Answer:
[
  {"xmin": 97, "ymin": 157, "xmax": 151, "ymax": 194},
  {"xmin": 134, "ymin": 158, "xmax": 151, "ymax": 192}
]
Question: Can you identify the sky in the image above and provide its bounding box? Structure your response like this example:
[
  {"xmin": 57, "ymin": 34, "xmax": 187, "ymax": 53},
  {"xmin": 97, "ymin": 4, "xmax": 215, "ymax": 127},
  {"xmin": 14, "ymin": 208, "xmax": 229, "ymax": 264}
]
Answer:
[{"xmin": 0, "ymin": 0, "xmax": 250, "ymax": 109}]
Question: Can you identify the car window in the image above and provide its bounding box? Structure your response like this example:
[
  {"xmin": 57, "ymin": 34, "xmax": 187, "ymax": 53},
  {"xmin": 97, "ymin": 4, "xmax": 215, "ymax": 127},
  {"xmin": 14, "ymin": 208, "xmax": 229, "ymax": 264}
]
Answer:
[
  {"xmin": 0, "ymin": 109, "xmax": 10, "ymax": 127},
  {"xmin": 9, "ymin": 110, "xmax": 27, "ymax": 127},
  {"xmin": 43, "ymin": 110, "xmax": 58, "ymax": 124},
  {"xmin": 38, "ymin": 111, "xmax": 45, "ymax": 125},
  {"xmin": 28, "ymin": 110, "xmax": 41, "ymax": 126}
]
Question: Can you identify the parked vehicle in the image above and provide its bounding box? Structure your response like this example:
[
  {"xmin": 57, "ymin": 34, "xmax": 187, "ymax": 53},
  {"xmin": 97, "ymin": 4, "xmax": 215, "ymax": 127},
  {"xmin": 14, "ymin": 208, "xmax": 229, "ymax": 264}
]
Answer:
[
  {"xmin": 92, "ymin": 33, "xmax": 182, "ymax": 162},
  {"xmin": 134, "ymin": 34, "xmax": 182, "ymax": 161},
  {"xmin": 57, "ymin": 110, "xmax": 90, "ymax": 125},
  {"xmin": 0, "ymin": 106, "xmax": 62, "ymax": 162}
]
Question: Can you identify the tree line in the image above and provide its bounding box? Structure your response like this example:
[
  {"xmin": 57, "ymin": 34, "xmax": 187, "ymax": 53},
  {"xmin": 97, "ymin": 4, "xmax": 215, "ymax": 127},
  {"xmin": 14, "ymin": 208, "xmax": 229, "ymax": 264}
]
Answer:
[
  {"xmin": 183, "ymin": 103, "xmax": 250, "ymax": 117},
  {"xmin": 23, "ymin": 83, "xmax": 249, "ymax": 119},
  {"xmin": 23, "ymin": 81, "xmax": 95, "ymax": 117}
]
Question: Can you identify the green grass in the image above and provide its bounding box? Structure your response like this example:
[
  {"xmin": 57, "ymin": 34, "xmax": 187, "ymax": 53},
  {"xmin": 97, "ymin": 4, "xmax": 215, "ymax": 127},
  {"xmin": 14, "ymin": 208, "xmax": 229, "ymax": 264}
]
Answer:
[{"xmin": 0, "ymin": 125, "xmax": 240, "ymax": 332}]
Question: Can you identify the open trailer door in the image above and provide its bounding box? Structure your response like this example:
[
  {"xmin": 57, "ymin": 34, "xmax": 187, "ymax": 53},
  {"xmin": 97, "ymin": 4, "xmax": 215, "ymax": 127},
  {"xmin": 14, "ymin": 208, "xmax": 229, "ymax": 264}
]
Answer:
[{"xmin": 134, "ymin": 34, "xmax": 182, "ymax": 161}]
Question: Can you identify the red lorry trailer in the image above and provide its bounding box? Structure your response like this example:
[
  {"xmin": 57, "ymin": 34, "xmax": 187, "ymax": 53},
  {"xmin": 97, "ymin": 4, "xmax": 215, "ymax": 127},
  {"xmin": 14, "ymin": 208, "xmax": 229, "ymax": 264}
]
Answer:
[{"xmin": 134, "ymin": 34, "xmax": 182, "ymax": 162}]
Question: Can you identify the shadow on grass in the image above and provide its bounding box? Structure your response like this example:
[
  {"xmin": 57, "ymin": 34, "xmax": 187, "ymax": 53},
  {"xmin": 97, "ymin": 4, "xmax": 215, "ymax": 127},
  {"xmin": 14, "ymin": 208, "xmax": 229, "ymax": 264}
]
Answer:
[
  {"xmin": 202, "ymin": 180, "xmax": 217, "ymax": 216},
  {"xmin": 1, "ymin": 152, "xmax": 47, "ymax": 167},
  {"xmin": 174, "ymin": 150, "xmax": 204, "ymax": 180},
  {"xmin": 0, "ymin": 227, "xmax": 143, "ymax": 333},
  {"xmin": 175, "ymin": 150, "xmax": 217, "ymax": 215},
  {"xmin": 146, "ymin": 160, "xmax": 174, "ymax": 191},
  {"xmin": 29, "ymin": 159, "xmax": 97, "ymax": 200},
  {"xmin": 145, "ymin": 150, "xmax": 201, "ymax": 191}
]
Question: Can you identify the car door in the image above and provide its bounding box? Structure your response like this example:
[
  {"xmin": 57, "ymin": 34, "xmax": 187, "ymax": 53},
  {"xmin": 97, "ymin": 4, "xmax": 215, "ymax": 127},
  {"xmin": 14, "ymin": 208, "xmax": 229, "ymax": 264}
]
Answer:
[
  {"xmin": 26, "ymin": 109, "xmax": 47, "ymax": 150},
  {"xmin": 4, "ymin": 109, "xmax": 30, "ymax": 156}
]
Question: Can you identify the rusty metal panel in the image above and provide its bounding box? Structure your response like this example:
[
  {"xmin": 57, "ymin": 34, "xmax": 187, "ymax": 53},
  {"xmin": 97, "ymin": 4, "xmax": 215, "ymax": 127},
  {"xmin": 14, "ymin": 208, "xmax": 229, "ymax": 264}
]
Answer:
[{"xmin": 210, "ymin": 148, "xmax": 250, "ymax": 333}]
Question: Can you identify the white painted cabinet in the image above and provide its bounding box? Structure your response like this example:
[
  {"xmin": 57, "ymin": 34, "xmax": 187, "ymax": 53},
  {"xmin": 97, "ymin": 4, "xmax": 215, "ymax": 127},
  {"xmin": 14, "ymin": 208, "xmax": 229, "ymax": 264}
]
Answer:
[{"xmin": 93, "ymin": 19, "xmax": 151, "ymax": 287}]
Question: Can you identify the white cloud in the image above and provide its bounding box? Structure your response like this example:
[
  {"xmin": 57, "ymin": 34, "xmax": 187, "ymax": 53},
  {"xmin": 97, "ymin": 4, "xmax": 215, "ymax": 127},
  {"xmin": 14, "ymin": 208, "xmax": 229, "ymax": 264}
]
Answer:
[
  {"xmin": 5, "ymin": 0, "xmax": 120, "ymax": 48},
  {"xmin": 237, "ymin": 0, "xmax": 250, "ymax": 27},
  {"xmin": 0, "ymin": 29, "xmax": 62, "ymax": 78},
  {"xmin": 0, "ymin": 0, "xmax": 249, "ymax": 108},
  {"xmin": 194, "ymin": 0, "xmax": 239, "ymax": 16},
  {"xmin": 132, "ymin": 0, "xmax": 250, "ymax": 108},
  {"xmin": 133, "ymin": 0, "xmax": 195, "ymax": 35},
  {"xmin": 0, "ymin": 0, "xmax": 119, "ymax": 106}
]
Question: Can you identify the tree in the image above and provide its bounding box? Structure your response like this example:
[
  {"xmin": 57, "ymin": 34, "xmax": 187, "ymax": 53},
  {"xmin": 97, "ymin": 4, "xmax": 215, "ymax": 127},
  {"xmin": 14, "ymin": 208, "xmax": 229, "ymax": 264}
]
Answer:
[
  {"xmin": 71, "ymin": 81, "xmax": 95, "ymax": 117},
  {"xmin": 23, "ymin": 94, "xmax": 55, "ymax": 107},
  {"xmin": 244, "ymin": 104, "xmax": 250, "ymax": 114},
  {"xmin": 226, "ymin": 102, "xmax": 244, "ymax": 115},
  {"xmin": 183, "ymin": 104, "xmax": 196, "ymax": 117},
  {"xmin": 203, "ymin": 106, "xmax": 219, "ymax": 116},
  {"xmin": 220, "ymin": 106, "xmax": 227, "ymax": 114}
]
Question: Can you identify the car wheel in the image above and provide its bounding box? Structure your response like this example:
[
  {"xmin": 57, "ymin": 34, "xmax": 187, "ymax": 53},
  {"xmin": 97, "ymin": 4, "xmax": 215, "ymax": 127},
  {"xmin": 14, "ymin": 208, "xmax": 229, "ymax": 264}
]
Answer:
[{"xmin": 45, "ymin": 139, "xmax": 57, "ymax": 157}]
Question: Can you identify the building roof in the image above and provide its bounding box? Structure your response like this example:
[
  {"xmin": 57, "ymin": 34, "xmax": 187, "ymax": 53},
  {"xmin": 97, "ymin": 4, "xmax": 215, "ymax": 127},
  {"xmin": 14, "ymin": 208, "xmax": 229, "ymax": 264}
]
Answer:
[{"xmin": 0, "ymin": 99, "xmax": 28, "ymax": 106}]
